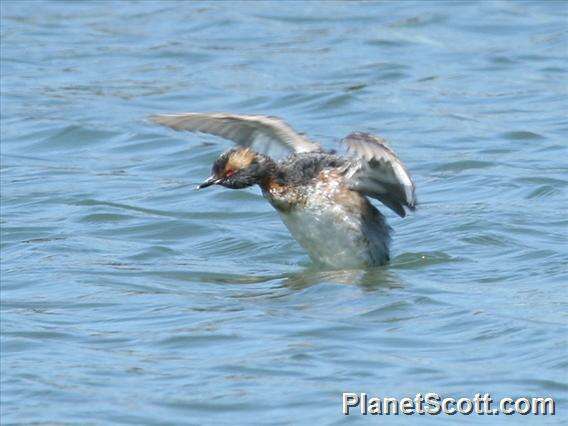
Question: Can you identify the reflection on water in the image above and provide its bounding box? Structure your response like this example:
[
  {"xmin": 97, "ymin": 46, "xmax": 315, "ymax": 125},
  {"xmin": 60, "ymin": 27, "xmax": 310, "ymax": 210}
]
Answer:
[
  {"xmin": 1, "ymin": 1, "xmax": 567, "ymax": 424},
  {"xmin": 280, "ymin": 267, "xmax": 404, "ymax": 292}
]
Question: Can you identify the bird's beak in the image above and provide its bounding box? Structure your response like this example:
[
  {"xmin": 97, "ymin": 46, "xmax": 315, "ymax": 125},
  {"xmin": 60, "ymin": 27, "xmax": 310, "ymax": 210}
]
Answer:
[{"xmin": 197, "ymin": 175, "xmax": 222, "ymax": 190}]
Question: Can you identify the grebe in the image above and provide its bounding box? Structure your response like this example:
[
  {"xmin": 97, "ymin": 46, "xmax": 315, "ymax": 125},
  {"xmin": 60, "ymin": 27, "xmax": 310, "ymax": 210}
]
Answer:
[{"xmin": 151, "ymin": 112, "xmax": 416, "ymax": 268}]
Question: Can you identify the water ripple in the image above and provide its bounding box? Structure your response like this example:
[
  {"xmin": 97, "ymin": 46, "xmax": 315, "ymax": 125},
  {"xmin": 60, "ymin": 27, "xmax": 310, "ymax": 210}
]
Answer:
[{"xmin": 1, "ymin": 1, "xmax": 566, "ymax": 424}]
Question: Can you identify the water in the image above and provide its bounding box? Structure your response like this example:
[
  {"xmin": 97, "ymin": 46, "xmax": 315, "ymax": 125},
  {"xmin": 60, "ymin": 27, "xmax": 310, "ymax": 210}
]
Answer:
[{"xmin": 1, "ymin": 1, "xmax": 567, "ymax": 424}]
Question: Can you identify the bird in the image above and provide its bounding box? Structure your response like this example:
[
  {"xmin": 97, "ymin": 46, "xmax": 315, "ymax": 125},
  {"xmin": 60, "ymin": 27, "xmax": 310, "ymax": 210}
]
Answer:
[{"xmin": 150, "ymin": 112, "xmax": 416, "ymax": 268}]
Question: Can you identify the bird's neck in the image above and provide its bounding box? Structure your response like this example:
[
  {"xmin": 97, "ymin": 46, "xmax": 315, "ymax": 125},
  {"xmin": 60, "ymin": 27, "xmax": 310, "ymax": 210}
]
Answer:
[{"xmin": 255, "ymin": 155, "xmax": 283, "ymax": 191}]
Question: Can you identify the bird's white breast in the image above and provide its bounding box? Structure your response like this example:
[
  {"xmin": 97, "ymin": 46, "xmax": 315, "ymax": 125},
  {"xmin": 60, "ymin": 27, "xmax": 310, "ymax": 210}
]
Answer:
[{"xmin": 267, "ymin": 176, "xmax": 390, "ymax": 268}]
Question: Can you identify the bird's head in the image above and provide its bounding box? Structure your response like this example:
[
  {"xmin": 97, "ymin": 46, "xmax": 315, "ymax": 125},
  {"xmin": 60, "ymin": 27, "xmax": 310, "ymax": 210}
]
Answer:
[{"xmin": 198, "ymin": 148, "xmax": 275, "ymax": 190}]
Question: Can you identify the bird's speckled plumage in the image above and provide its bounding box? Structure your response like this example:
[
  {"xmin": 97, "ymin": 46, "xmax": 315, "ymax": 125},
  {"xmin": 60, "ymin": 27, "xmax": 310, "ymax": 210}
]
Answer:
[
  {"xmin": 151, "ymin": 112, "xmax": 416, "ymax": 268},
  {"xmin": 262, "ymin": 162, "xmax": 391, "ymax": 267}
]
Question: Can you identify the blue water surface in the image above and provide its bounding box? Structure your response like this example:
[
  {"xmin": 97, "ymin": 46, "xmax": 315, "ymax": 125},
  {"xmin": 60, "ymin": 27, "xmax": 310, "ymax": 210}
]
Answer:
[{"xmin": 1, "ymin": 1, "xmax": 567, "ymax": 424}]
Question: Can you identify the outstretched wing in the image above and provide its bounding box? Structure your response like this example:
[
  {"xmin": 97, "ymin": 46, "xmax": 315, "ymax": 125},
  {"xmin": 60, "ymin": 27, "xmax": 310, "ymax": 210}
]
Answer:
[
  {"xmin": 149, "ymin": 112, "xmax": 322, "ymax": 158},
  {"xmin": 342, "ymin": 132, "xmax": 416, "ymax": 218}
]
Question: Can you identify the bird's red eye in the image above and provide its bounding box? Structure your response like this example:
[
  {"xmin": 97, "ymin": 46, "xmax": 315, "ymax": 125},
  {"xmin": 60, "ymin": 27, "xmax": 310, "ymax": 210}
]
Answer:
[{"xmin": 225, "ymin": 169, "xmax": 234, "ymax": 177}]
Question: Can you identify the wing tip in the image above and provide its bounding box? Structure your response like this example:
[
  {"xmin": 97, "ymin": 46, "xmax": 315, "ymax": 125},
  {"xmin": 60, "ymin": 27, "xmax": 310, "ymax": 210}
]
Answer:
[
  {"xmin": 148, "ymin": 113, "xmax": 193, "ymax": 131},
  {"xmin": 405, "ymin": 193, "xmax": 417, "ymax": 212},
  {"xmin": 396, "ymin": 201, "xmax": 416, "ymax": 218},
  {"xmin": 148, "ymin": 114, "xmax": 171, "ymax": 126},
  {"xmin": 343, "ymin": 131, "xmax": 390, "ymax": 146}
]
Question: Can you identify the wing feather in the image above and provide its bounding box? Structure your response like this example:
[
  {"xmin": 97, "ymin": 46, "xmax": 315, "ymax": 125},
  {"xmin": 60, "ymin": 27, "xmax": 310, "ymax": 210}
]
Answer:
[
  {"xmin": 342, "ymin": 132, "xmax": 416, "ymax": 217},
  {"xmin": 149, "ymin": 112, "xmax": 321, "ymax": 158}
]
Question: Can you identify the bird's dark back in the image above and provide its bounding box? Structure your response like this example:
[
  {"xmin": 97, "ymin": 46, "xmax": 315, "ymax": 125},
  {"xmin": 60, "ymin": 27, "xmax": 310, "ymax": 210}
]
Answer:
[{"xmin": 276, "ymin": 152, "xmax": 346, "ymax": 185}]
